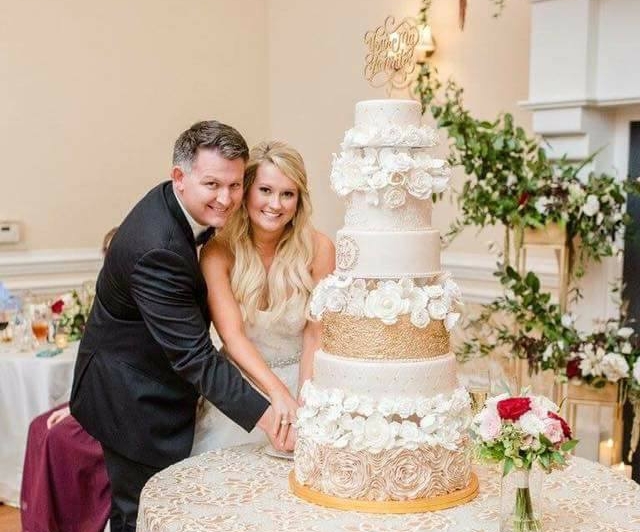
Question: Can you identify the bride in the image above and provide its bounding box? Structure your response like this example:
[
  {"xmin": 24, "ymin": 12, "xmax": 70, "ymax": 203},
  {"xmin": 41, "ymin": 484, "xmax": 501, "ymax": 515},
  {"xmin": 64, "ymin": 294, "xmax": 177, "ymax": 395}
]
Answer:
[{"xmin": 192, "ymin": 141, "xmax": 334, "ymax": 453}]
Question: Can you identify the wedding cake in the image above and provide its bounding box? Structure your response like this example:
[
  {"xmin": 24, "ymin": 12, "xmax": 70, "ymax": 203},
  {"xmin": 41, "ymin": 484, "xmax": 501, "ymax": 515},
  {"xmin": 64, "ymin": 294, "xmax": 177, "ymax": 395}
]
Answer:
[{"xmin": 291, "ymin": 99, "xmax": 478, "ymax": 512}]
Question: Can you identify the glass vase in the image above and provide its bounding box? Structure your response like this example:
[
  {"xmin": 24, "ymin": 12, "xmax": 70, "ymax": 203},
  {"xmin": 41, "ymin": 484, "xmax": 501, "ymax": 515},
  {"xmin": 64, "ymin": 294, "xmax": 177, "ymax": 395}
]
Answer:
[{"xmin": 500, "ymin": 466, "xmax": 543, "ymax": 532}]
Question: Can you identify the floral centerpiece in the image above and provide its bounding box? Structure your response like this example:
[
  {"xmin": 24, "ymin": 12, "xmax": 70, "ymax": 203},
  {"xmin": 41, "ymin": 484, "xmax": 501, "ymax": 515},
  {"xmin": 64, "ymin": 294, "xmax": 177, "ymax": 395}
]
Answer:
[
  {"xmin": 472, "ymin": 391, "xmax": 578, "ymax": 532},
  {"xmin": 51, "ymin": 289, "xmax": 92, "ymax": 341}
]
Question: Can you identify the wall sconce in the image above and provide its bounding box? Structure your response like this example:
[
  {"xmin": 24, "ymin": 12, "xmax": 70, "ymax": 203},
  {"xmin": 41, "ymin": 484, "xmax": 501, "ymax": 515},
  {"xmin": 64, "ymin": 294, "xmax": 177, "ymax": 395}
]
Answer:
[{"xmin": 415, "ymin": 24, "xmax": 436, "ymax": 63}]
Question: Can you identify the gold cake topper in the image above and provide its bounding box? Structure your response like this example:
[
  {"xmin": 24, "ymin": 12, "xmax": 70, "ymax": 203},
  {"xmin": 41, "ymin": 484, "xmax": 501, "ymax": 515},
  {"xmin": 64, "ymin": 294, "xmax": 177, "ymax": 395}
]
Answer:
[{"xmin": 364, "ymin": 16, "xmax": 420, "ymax": 93}]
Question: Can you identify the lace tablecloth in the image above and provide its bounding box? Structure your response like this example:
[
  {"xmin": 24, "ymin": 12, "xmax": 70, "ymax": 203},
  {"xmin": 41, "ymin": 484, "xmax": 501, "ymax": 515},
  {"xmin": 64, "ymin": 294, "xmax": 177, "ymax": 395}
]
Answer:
[
  {"xmin": 138, "ymin": 444, "xmax": 640, "ymax": 532},
  {"xmin": 0, "ymin": 341, "xmax": 79, "ymax": 506}
]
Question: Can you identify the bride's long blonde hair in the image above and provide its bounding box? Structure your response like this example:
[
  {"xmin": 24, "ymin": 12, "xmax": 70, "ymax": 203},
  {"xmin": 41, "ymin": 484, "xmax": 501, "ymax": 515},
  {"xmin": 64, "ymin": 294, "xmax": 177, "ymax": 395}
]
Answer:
[{"xmin": 216, "ymin": 141, "xmax": 315, "ymax": 324}]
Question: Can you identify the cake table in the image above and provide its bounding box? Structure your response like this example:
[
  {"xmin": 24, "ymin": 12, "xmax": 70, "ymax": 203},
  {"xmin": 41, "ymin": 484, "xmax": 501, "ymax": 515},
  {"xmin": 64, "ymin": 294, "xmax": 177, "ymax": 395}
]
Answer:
[{"xmin": 137, "ymin": 443, "xmax": 640, "ymax": 532}]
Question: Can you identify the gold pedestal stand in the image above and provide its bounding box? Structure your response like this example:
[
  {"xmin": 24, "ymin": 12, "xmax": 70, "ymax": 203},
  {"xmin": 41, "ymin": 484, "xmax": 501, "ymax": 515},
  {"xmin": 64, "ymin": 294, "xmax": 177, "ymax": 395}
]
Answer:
[
  {"xmin": 289, "ymin": 471, "xmax": 479, "ymax": 513},
  {"xmin": 516, "ymin": 224, "xmax": 623, "ymax": 463}
]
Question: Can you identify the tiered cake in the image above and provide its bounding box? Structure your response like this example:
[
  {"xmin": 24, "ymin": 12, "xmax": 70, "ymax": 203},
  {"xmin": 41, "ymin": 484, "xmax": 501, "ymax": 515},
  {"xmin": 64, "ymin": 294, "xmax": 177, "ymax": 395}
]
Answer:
[{"xmin": 291, "ymin": 99, "xmax": 477, "ymax": 512}]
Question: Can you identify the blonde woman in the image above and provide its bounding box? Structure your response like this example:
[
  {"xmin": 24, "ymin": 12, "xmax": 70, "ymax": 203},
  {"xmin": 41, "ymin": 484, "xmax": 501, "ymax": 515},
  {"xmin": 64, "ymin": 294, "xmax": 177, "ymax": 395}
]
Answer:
[{"xmin": 191, "ymin": 141, "xmax": 334, "ymax": 453}]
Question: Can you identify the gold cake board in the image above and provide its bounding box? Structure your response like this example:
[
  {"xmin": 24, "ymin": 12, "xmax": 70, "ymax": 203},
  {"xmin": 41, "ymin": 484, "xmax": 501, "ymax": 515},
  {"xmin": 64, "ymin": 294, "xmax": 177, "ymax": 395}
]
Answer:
[{"xmin": 289, "ymin": 471, "xmax": 479, "ymax": 514}]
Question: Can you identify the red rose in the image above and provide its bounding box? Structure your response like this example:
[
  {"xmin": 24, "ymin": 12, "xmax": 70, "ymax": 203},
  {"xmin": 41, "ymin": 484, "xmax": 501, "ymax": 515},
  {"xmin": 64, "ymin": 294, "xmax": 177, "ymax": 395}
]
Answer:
[
  {"xmin": 548, "ymin": 411, "xmax": 572, "ymax": 439},
  {"xmin": 565, "ymin": 357, "xmax": 582, "ymax": 380},
  {"xmin": 518, "ymin": 192, "xmax": 530, "ymax": 206},
  {"xmin": 497, "ymin": 397, "xmax": 531, "ymax": 421},
  {"xmin": 51, "ymin": 299, "xmax": 64, "ymax": 315}
]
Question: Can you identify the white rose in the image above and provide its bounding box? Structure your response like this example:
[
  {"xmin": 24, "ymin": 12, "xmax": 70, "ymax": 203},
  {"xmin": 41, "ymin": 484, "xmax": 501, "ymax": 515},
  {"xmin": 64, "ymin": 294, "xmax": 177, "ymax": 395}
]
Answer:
[
  {"xmin": 582, "ymin": 194, "xmax": 600, "ymax": 216},
  {"xmin": 622, "ymin": 342, "xmax": 632, "ymax": 355},
  {"xmin": 411, "ymin": 308, "xmax": 431, "ymax": 329},
  {"xmin": 443, "ymin": 279, "xmax": 462, "ymax": 301},
  {"xmin": 424, "ymin": 284, "xmax": 444, "ymax": 298},
  {"xmin": 356, "ymin": 396, "xmax": 375, "ymax": 417},
  {"xmin": 428, "ymin": 299, "xmax": 448, "ymax": 320},
  {"xmin": 380, "ymin": 126, "xmax": 403, "ymax": 145},
  {"xmin": 415, "ymin": 397, "xmax": 434, "ymax": 417},
  {"xmin": 364, "ymin": 282, "xmax": 409, "ymax": 324},
  {"xmin": 325, "ymin": 288, "xmax": 347, "ymax": 313},
  {"xmin": 633, "ymin": 361, "xmax": 640, "ymax": 385},
  {"xmin": 399, "ymin": 421, "xmax": 422, "ymax": 442},
  {"xmin": 517, "ymin": 411, "xmax": 546, "ymax": 438},
  {"xmin": 419, "ymin": 414, "xmax": 437, "ymax": 434},
  {"xmin": 395, "ymin": 397, "xmax": 414, "ymax": 418},
  {"xmin": 617, "ymin": 327, "xmax": 634, "ymax": 339},
  {"xmin": 444, "ymin": 312, "xmax": 460, "ymax": 331},
  {"xmin": 345, "ymin": 290, "xmax": 367, "ymax": 318},
  {"xmin": 406, "ymin": 168, "xmax": 433, "ymax": 199},
  {"xmin": 404, "ymin": 125, "xmax": 424, "ymax": 147},
  {"xmin": 561, "ymin": 313, "xmax": 574, "ymax": 328},
  {"xmin": 363, "ymin": 412, "xmax": 393, "ymax": 451},
  {"xmin": 351, "ymin": 416, "xmax": 366, "ymax": 436},
  {"xmin": 407, "ymin": 286, "xmax": 429, "ymax": 311},
  {"xmin": 601, "ymin": 353, "xmax": 630, "ymax": 382},
  {"xmin": 367, "ymin": 170, "xmax": 388, "ymax": 189},
  {"xmin": 377, "ymin": 397, "xmax": 396, "ymax": 417},
  {"xmin": 530, "ymin": 394, "xmax": 559, "ymax": 417},
  {"xmin": 432, "ymin": 176, "xmax": 450, "ymax": 194},
  {"xmin": 309, "ymin": 287, "xmax": 328, "ymax": 319},
  {"xmin": 343, "ymin": 394, "xmax": 360, "ymax": 413},
  {"xmin": 383, "ymin": 186, "xmax": 407, "ymax": 209}
]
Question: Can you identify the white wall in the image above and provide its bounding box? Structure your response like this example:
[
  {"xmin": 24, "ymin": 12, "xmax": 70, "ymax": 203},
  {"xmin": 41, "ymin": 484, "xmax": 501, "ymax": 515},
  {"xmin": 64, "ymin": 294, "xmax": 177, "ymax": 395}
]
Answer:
[{"xmin": 0, "ymin": 0, "xmax": 269, "ymax": 250}]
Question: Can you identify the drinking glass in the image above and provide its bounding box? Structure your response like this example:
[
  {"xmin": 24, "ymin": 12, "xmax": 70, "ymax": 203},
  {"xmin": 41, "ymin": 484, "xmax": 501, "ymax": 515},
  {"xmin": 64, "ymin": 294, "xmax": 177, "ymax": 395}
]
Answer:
[
  {"xmin": 468, "ymin": 369, "xmax": 491, "ymax": 415},
  {"xmin": 30, "ymin": 306, "xmax": 51, "ymax": 344}
]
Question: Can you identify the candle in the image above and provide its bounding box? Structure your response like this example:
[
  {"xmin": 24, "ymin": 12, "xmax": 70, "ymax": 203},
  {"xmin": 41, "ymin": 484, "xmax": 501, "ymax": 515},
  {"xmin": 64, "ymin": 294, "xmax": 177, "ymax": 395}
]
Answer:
[
  {"xmin": 598, "ymin": 438, "xmax": 614, "ymax": 466},
  {"xmin": 612, "ymin": 462, "xmax": 632, "ymax": 479}
]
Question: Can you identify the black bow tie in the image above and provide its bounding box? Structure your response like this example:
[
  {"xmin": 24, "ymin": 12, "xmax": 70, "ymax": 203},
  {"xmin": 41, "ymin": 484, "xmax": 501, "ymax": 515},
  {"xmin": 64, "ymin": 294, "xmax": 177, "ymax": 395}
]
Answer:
[{"xmin": 195, "ymin": 228, "xmax": 215, "ymax": 247}]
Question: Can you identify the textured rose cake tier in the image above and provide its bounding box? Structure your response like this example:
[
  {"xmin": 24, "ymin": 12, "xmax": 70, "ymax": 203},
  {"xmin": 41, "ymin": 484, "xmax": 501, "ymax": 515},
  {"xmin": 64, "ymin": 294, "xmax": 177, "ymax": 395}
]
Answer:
[{"xmin": 294, "ymin": 99, "xmax": 473, "ymax": 508}]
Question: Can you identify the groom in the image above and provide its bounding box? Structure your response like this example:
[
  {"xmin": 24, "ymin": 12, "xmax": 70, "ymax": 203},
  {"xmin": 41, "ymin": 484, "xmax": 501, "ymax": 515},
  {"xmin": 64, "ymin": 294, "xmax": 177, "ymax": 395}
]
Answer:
[{"xmin": 70, "ymin": 120, "xmax": 291, "ymax": 532}]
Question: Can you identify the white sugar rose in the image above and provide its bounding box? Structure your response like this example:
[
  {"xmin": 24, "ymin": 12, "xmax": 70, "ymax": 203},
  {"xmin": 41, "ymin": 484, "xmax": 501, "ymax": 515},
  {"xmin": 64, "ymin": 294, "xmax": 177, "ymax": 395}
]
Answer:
[
  {"xmin": 396, "ymin": 397, "xmax": 415, "ymax": 418},
  {"xmin": 364, "ymin": 412, "xmax": 393, "ymax": 451},
  {"xmin": 601, "ymin": 353, "xmax": 630, "ymax": 382},
  {"xmin": 380, "ymin": 125, "xmax": 403, "ymax": 145},
  {"xmin": 407, "ymin": 286, "xmax": 428, "ymax": 311},
  {"xmin": 419, "ymin": 414, "xmax": 437, "ymax": 433},
  {"xmin": 411, "ymin": 308, "xmax": 431, "ymax": 329},
  {"xmin": 356, "ymin": 396, "xmax": 375, "ymax": 417},
  {"xmin": 325, "ymin": 287, "xmax": 347, "ymax": 313},
  {"xmin": 432, "ymin": 176, "xmax": 450, "ymax": 194},
  {"xmin": 427, "ymin": 299, "xmax": 448, "ymax": 320},
  {"xmin": 424, "ymin": 284, "xmax": 444, "ymax": 299},
  {"xmin": 582, "ymin": 194, "xmax": 600, "ymax": 216},
  {"xmin": 404, "ymin": 125, "xmax": 425, "ymax": 147},
  {"xmin": 377, "ymin": 397, "xmax": 397, "ymax": 417},
  {"xmin": 345, "ymin": 290, "xmax": 366, "ymax": 318},
  {"xmin": 385, "ymin": 152, "xmax": 414, "ymax": 174},
  {"xmin": 444, "ymin": 312, "xmax": 460, "ymax": 331},
  {"xmin": 443, "ymin": 279, "xmax": 462, "ymax": 301},
  {"xmin": 383, "ymin": 186, "xmax": 407, "ymax": 209},
  {"xmin": 406, "ymin": 168, "xmax": 433, "ymax": 199},
  {"xmin": 365, "ymin": 282, "xmax": 409, "ymax": 325},
  {"xmin": 309, "ymin": 288, "xmax": 327, "ymax": 319},
  {"xmin": 415, "ymin": 397, "xmax": 434, "ymax": 418},
  {"xmin": 367, "ymin": 170, "xmax": 388, "ymax": 189},
  {"xmin": 343, "ymin": 394, "xmax": 360, "ymax": 413},
  {"xmin": 398, "ymin": 277, "xmax": 415, "ymax": 297},
  {"xmin": 399, "ymin": 421, "xmax": 422, "ymax": 443}
]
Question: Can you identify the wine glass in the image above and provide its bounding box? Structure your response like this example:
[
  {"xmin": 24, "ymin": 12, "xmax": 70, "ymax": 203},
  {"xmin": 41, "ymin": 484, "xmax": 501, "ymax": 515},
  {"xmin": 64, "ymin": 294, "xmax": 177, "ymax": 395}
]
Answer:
[{"xmin": 468, "ymin": 369, "xmax": 491, "ymax": 415}]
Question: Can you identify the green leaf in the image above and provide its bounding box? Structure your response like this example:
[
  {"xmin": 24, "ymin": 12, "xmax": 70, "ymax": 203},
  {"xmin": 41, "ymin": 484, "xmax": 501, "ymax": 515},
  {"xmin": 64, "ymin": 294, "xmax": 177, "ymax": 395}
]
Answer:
[{"xmin": 561, "ymin": 439, "xmax": 579, "ymax": 452}]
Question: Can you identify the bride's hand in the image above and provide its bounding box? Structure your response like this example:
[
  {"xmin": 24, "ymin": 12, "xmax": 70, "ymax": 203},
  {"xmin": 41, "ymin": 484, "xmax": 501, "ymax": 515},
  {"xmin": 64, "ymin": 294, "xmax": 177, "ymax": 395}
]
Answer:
[{"xmin": 269, "ymin": 387, "xmax": 299, "ymax": 447}]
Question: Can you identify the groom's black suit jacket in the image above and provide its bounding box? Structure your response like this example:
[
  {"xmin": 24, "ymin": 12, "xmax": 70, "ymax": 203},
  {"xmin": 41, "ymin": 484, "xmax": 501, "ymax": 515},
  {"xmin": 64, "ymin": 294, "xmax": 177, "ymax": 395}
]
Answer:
[{"xmin": 70, "ymin": 181, "xmax": 269, "ymax": 468}]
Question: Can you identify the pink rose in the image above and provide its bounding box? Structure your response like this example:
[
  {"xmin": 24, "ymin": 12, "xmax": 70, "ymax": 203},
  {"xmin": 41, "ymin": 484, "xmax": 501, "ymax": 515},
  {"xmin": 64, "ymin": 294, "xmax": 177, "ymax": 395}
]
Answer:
[
  {"xmin": 543, "ymin": 417, "xmax": 564, "ymax": 444},
  {"xmin": 548, "ymin": 411, "xmax": 572, "ymax": 439}
]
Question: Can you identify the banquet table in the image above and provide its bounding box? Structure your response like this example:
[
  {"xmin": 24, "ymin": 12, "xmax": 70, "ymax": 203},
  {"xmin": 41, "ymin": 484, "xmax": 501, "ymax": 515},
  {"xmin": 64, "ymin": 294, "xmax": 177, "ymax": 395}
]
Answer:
[
  {"xmin": 138, "ymin": 443, "xmax": 640, "ymax": 532},
  {"xmin": 0, "ymin": 341, "xmax": 79, "ymax": 506}
]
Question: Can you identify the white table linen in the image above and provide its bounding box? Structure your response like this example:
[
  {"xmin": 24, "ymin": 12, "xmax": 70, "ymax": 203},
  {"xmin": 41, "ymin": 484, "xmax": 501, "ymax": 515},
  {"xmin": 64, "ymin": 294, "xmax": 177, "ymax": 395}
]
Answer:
[
  {"xmin": 138, "ymin": 444, "xmax": 640, "ymax": 532},
  {"xmin": 0, "ymin": 341, "xmax": 78, "ymax": 506}
]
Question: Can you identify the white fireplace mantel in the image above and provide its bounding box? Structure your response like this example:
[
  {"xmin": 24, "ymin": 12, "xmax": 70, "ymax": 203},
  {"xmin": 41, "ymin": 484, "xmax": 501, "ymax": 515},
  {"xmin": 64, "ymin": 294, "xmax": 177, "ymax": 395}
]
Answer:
[{"xmin": 523, "ymin": 0, "xmax": 640, "ymax": 325}]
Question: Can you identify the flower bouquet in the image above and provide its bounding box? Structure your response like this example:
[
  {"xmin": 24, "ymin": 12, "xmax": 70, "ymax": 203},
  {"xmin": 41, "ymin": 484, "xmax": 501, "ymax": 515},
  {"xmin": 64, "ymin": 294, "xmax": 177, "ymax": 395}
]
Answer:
[
  {"xmin": 472, "ymin": 392, "xmax": 578, "ymax": 532},
  {"xmin": 51, "ymin": 290, "xmax": 92, "ymax": 341}
]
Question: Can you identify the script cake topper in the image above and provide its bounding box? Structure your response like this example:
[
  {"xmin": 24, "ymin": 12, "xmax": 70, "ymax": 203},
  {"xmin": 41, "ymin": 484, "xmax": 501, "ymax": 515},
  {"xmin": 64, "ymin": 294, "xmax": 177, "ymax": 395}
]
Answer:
[{"xmin": 364, "ymin": 16, "xmax": 419, "ymax": 93}]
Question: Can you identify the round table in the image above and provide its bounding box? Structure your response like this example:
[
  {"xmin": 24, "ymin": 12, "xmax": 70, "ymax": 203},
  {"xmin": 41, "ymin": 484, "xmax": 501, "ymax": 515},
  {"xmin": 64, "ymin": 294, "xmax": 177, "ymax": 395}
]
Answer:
[
  {"xmin": 137, "ymin": 444, "xmax": 640, "ymax": 532},
  {"xmin": 0, "ymin": 341, "xmax": 79, "ymax": 505}
]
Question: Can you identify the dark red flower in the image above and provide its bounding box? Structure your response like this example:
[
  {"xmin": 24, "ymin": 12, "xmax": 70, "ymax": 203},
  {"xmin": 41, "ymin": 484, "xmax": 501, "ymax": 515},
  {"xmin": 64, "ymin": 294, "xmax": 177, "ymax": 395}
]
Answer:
[
  {"xmin": 51, "ymin": 299, "xmax": 64, "ymax": 314},
  {"xmin": 497, "ymin": 397, "xmax": 532, "ymax": 421},
  {"xmin": 518, "ymin": 192, "xmax": 530, "ymax": 206},
  {"xmin": 565, "ymin": 357, "xmax": 582, "ymax": 380},
  {"xmin": 548, "ymin": 411, "xmax": 572, "ymax": 439}
]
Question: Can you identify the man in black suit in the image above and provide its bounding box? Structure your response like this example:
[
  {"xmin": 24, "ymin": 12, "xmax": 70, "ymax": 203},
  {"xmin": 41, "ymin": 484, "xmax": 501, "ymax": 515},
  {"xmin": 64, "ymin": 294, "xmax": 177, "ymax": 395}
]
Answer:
[{"xmin": 70, "ymin": 121, "xmax": 290, "ymax": 532}]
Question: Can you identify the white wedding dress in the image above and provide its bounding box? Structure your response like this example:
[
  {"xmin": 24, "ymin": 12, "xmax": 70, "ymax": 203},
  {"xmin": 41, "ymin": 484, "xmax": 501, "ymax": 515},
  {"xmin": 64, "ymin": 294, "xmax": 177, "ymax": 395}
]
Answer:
[{"xmin": 190, "ymin": 295, "xmax": 306, "ymax": 455}]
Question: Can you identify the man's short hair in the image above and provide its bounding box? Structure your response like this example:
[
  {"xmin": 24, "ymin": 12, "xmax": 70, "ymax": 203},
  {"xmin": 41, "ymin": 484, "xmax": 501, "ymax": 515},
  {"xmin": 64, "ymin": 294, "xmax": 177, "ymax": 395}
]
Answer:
[{"xmin": 172, "ymin": 120, "xmax": 249, "ymax": 171}]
